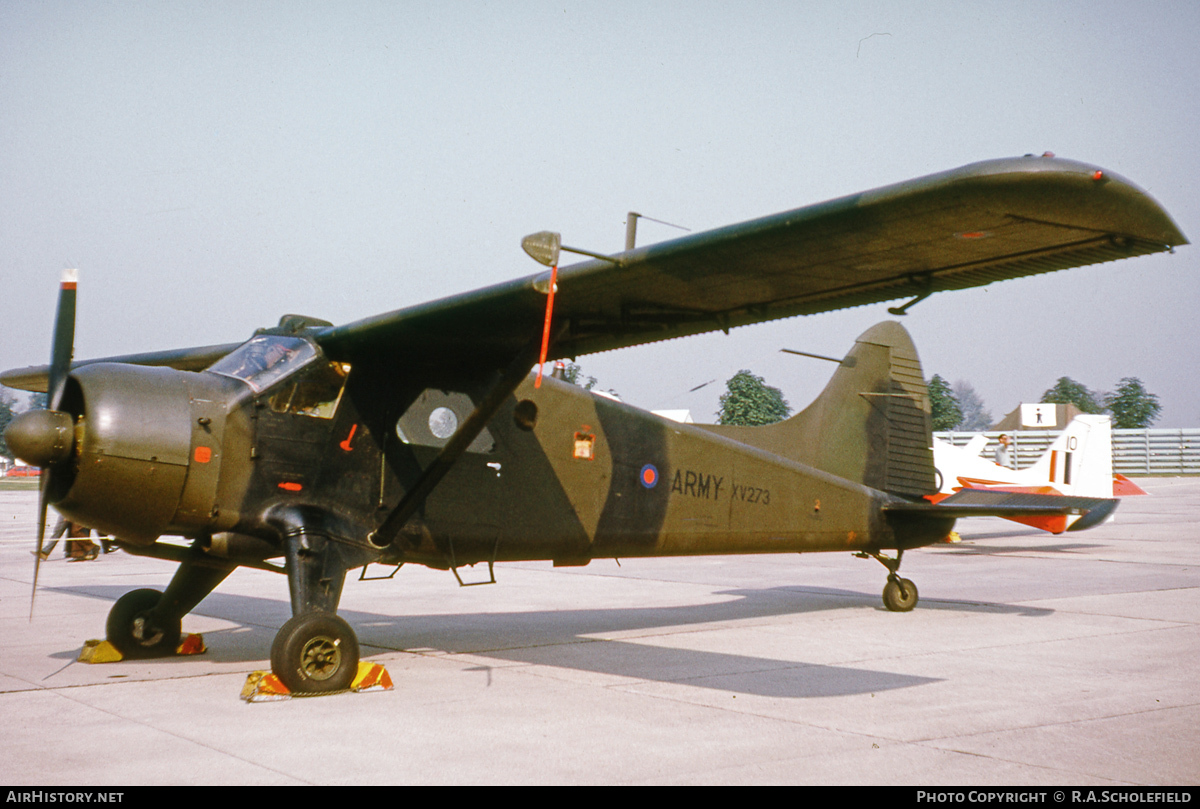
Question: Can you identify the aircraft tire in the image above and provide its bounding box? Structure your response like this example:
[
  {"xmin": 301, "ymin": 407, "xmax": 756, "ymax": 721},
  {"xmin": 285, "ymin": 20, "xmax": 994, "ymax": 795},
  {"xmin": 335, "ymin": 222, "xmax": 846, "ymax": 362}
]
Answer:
[
  {"xmin": 882, "ymin": 577, "xmax": 918, "ymax": 612},
  {"xmin": 106, "ymin": 588, "xmax": 182, "ymax": 658},
  {"xmin": 271, "ymin": 613, "xmax": 360, "ymax": 694}
]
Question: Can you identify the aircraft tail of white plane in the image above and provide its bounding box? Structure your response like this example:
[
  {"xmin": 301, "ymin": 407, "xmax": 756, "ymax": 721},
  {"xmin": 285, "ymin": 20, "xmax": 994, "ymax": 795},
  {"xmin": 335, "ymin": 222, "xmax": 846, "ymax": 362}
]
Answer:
[
  {"xmin": 935, "ymin": 415, "xmax": 1118, "ymax": 497},
  {"xmin": 1020, "ymin": 414, "xmax": 1113, "ymax": 498}
]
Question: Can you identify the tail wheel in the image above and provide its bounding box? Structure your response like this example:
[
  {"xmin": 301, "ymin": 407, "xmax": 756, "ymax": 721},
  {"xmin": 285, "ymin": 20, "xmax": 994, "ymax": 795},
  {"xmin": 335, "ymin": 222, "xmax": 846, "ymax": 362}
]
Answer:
[
  {"xmin": 882, "ymin": 577, "xmax": 918, "ymax": 612},
  {"xmin": 271, "ymin": 613, "xmax": 360, "ymax": 694},
  {"xmin": 106, "ymin": 588, "xmax": 182, "ymax": 657}
]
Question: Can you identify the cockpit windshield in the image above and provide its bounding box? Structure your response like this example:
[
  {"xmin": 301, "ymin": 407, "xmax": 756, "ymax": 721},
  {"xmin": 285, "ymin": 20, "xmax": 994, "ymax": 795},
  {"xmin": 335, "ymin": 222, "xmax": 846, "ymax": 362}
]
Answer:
[{"xmin": 207, "ymin": 336, "xmax": 317, "ymax": 393}]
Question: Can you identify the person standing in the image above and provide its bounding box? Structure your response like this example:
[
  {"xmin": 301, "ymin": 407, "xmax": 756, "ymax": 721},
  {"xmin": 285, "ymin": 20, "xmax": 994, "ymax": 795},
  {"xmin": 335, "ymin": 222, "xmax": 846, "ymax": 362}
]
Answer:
[
  {"xmin": 994, "ymin": 433, "xmax": 1012, "ymax": 469},
  {"xmin": 65, "ymin": 520, "xmax": 99, "ymax": 561}
]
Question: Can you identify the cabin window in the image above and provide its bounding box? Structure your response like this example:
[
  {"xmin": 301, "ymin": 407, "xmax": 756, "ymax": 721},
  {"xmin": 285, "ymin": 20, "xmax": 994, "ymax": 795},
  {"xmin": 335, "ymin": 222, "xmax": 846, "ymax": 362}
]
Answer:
[
  {"xmin": 208, "ymin": 335, "xmax": 317, "ymax": 393},
  {"xmin": 427, "ymin": 406, "xmax": 458, "ymax": 439},
  {"xmin": 267, "ymin": 361, "xmax": 351, "ymax": 419},
  {"xmin": 394, "ymin": 389, "xmax": 494, "ymax": 454}
]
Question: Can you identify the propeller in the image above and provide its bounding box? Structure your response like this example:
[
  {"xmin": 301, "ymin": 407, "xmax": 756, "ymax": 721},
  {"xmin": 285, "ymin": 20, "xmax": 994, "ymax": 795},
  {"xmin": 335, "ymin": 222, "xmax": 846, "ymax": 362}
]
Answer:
[{"xmin": 6, "ymin": 269, "xmax": 78, "ymax": 617}]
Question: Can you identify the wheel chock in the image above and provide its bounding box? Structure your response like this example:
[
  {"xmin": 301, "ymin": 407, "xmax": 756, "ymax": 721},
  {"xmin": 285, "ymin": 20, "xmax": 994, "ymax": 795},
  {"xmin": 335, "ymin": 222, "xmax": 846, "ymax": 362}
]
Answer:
[
  {"xmin": 77, "ymin": 639, "xmax": 124, "ymax": 664},
  {"xmin": 240, "ymin": 671, "xmax": 292, "ymax": 702},
  {"xmin": 240, "ymin": 662, "xmax": 393, "ymax": 702},
  {"xmin": 77, "ymin": 633, "xmax": 206, "ymax": 664},
  {"xmin": 352, "ymin": 661, "xmax": 394, "ymax": 692},
  {"xmin": 941, "ymin": 531, "xmax": 962, "ymax": 544},
  {"xmin": 176, "ymin": 633, "xmax": 206, "ymax": 655}
]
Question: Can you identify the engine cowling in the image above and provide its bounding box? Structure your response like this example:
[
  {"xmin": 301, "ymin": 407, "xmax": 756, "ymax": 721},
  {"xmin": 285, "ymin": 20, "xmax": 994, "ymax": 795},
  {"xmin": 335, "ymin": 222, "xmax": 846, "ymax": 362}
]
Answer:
[{"xmin": 33, "ymin": 363, "xmax": 244, "ymax": 544}]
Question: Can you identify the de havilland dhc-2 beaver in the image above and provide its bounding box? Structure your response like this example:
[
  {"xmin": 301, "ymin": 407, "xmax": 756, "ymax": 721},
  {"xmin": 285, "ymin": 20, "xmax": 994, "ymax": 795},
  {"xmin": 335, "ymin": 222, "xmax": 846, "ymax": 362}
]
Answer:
[{"xmin": 2, "ymin": 155, "xmax": 1187, "ymax": 693}]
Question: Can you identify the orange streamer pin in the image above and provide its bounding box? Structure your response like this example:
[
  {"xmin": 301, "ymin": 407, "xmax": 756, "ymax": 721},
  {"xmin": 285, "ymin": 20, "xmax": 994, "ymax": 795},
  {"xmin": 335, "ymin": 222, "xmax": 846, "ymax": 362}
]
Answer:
[{"xmin": 535, "ymin": 264, "xmax": 559, "ymax": 388}]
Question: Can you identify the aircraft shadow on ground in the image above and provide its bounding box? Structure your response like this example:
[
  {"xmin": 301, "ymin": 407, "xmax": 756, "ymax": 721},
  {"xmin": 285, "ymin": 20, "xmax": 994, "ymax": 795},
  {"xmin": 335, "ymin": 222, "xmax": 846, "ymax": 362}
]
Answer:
[{"xmin": 47, "ymin": 582, "xmax": 1054, "ymax": 699}]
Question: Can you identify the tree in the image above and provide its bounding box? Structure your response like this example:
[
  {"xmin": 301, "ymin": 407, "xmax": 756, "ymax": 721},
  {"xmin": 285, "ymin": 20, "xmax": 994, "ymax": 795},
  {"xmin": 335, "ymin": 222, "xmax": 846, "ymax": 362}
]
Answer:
[
  {"xmin": 716, "ymin": 370, "xmax": 791, "ymax": 426},
  {"xmin": 1040, "ymin": 377, "xmax": 1105, "ymax": 414},
  {"xmin": 559, "ymin": 362, "xmax": 597, "ymax": 391},
  {"xmin": 952, "ymin": 379, "xmax": 992, "ymax": 431},
  {"xmin": 558, "ymin": 362, "xmax": 622, "ymax": 398},
  {"xmin": 927, "ymin": 374, "xmax": 962, "ymax": 431},
  {"xmin": 1104, "ymin": 377, "xmax": 1161, "ymax": 428},
  {"xmin": 0, "ymin": 391, "xmax": 14, "ymax": 459}
]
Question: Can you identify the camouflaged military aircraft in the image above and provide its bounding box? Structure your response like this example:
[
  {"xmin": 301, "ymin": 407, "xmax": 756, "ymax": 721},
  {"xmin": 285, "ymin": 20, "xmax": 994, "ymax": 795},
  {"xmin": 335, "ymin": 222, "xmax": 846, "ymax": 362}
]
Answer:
[{"xmin": 2, "ymin": 155, "xmax": 1187, "ymax": 693}]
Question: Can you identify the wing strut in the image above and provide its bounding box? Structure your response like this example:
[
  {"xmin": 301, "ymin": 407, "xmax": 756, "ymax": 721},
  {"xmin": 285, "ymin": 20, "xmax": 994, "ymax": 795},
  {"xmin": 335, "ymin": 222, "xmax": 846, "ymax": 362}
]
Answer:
[{"xmin": 369, "ymin": 342, "xmax": 540, "ymax": 551}]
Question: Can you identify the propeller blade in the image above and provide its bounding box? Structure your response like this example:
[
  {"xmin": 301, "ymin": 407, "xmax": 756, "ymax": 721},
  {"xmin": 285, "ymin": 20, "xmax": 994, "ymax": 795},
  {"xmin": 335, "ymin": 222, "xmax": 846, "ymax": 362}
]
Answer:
[
  {"xmin": 31, "ymin": 478, "xmax": 49, "ymax": 619},
  {"xmin": 47, "ymin": 269, "xmax": 78, "ymax": 410},
  {"xmin": 31, "ymin": 269, "xmax": 78, "ymax": 618}
]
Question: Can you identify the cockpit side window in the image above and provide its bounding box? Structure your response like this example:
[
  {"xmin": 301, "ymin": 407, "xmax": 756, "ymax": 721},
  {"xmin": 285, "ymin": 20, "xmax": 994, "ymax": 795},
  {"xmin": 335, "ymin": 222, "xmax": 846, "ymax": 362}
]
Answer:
[
  {"xmin": 268, "ymin": 361, "xmax": 352, "ymax": 419},
  {"xmin": 207, "ymin": 336, "xmax": 317, "ymax": 393}
]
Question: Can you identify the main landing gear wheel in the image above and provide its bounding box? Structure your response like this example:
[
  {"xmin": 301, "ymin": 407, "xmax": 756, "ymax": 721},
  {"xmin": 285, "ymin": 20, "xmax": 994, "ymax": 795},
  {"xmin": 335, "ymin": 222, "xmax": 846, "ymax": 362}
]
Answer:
[
  {"xmin": 882, "ymin": 576, "xmax": 918, "ymax": 612},
  {"xmin": 270, "ymin": 613, "xmax": 360, "ymax": 694},
  {"xmin": 106, "ymin": 588, "xmax": 182, "ymax": 658}
]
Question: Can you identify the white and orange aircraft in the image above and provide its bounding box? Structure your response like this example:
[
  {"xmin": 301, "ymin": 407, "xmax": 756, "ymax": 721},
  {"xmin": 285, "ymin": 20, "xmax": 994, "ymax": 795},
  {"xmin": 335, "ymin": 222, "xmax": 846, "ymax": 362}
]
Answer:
[{"xmin": 930, "ymin": 415, "xmax": 1146, "ymax": 534}]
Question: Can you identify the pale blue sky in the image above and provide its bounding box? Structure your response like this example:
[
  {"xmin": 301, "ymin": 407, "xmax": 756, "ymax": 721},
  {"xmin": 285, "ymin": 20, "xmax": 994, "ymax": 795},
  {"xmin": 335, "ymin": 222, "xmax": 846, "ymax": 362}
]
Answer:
[{"xmin": 2, "ymin": 2, "xmax": 1197, "ymax": 424}]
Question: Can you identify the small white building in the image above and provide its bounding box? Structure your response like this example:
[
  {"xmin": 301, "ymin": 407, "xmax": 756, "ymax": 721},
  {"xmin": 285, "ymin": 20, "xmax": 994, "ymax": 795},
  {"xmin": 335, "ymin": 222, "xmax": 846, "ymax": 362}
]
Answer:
[{"xmin": 652, "ymin": 409, "xmax": 695, "ymax": 424}]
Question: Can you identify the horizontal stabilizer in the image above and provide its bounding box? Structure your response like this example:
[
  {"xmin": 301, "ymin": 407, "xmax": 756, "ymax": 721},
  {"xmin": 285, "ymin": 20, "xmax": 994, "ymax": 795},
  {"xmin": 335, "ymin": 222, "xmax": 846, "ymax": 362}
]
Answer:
[
  {"xmin": 887, "ymin": 488, "xmax": 1119, "ymax": 533},
  {"xmin": 1112, "ymin": 474, "xmax": 1148, "ymax": 497}
]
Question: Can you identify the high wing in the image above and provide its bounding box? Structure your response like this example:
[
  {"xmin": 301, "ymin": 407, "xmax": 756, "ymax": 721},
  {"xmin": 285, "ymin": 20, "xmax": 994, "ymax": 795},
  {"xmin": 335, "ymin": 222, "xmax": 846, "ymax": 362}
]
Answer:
[
  {"xmin": 281, "ymin": 155, "xmax": 1190, "ymax": 367},
  {"xmin": 3, "ymin": 155, "xmax": 1186, "ymax": 389}
]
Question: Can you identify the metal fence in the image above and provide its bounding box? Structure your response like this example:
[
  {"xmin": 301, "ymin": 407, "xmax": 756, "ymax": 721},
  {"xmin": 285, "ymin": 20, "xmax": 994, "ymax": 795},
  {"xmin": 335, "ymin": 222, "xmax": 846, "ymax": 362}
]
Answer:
[{"xmin": 933, "ymin": 428, "xmax": 1200, "ymax": 475}]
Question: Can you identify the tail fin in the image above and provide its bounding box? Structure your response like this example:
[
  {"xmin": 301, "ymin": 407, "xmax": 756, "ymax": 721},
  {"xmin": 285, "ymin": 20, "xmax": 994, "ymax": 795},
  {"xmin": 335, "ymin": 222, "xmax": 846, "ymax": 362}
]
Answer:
[
  {"xmin": 1022, "ymin": 415, "xmax": 1113, "ymax": 498},
  {"xmin": 963, "ymin": 433, "xmax": 989, "ymax": 456},
  {"xmin": 702, "ymin": 321, "xmax": 936, "ymax": 498}
]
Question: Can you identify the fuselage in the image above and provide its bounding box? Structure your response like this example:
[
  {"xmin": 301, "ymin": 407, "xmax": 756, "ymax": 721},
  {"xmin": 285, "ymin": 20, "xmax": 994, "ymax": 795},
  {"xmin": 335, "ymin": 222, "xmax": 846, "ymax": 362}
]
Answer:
[{"xmin": 40, "ymin": 334, "xmax": 949, "ymax": 572}]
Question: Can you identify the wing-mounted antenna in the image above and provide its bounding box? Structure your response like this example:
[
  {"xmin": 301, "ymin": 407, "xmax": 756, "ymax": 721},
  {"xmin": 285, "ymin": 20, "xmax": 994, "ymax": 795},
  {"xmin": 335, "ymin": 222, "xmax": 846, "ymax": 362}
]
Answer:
[
  {"xmin": 781, "ymin": 348, "xmax": 858, "ymax": 368},
  {"xmin": 625, "ymin": 212, "xmax": 690, "ymax": 250}
]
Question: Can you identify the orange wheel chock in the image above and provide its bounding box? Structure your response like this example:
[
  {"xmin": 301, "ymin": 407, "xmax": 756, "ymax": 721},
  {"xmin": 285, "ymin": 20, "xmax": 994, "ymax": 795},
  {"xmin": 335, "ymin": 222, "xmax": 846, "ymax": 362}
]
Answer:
[
  {"xmin": 240, "ymin": 661, "xmax": 393, "ymax": 702},
  {"xmin": 77, "ymin": 633, "xmax": 206, "ymax": 664}
]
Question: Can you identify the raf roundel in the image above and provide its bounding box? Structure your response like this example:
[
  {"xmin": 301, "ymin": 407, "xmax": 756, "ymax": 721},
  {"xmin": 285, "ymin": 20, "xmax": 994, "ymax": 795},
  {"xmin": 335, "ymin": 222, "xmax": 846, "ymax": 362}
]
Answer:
[{"xmin": 640, "ymin": 464, "xmax": 659, "ymax": 489}]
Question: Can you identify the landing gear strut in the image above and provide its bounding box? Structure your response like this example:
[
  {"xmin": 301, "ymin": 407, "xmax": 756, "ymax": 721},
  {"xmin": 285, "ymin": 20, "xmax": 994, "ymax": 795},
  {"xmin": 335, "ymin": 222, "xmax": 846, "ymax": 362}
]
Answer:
[
  {"xmin": 857, "ymin": 550, "xmax": 919, "ymax": 612},
  {"xmin": 104, "ymin": 510, "xmax": 371, "ymax": 693},
  {"xmin": 106, "ymin": 555, "xmax": 234, "ymax": 658},
  {"xmin": 267, "ymin": 505, "xmax": 368, "ymax": 693}
]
